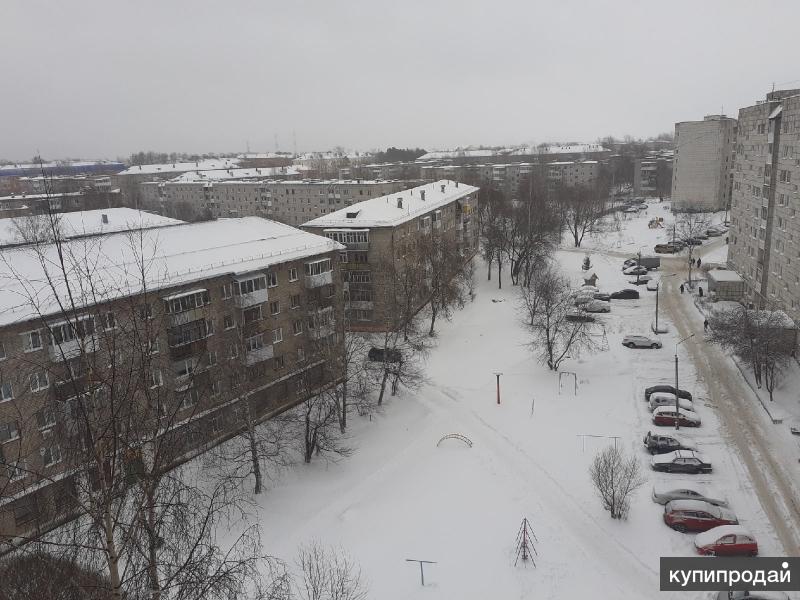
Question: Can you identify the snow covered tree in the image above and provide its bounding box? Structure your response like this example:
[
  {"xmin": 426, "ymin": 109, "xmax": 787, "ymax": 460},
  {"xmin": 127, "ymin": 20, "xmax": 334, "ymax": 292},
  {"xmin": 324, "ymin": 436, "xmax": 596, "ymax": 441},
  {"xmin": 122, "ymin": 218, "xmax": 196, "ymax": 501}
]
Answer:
[
  {"xmin": 589, "ymin": 445, "xmax": 646, "ymax": 520},
  {"xmin": 673, "ymin": 212, "xmax": 711, "ymax": 287}
]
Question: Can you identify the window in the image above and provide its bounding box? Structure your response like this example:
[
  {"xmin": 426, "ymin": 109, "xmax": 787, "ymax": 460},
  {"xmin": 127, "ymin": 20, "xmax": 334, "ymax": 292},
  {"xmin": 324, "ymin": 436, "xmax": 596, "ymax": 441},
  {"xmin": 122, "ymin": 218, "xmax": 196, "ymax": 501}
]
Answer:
[
  {"xmin": 165, "ymin": 290, "xmax": 210, "ymax": 314},
  {"xmin": 274, "ymin": 355, "xmax": 285, "ymax": 371},
  {"xmin": 291, "ymin": 294, "xmax": 301, "ymax": 309},
  {"xmin": 267, "ymin": 272, "xmax": 278, "ymax": 288},
  {"xmin": 339, "ymin": 251, "xmax": 348, "ymax": 263},
  {"xmin": 345, "ymin": 271, "xmax": 371, "ymax": 283},
  {"xmin": 29, "ymin": 371, "xmax": 49, "ymax": 392},
  {"xmin": 289, "ymin": 267, "xmax": 298, "ymax": 282},
  {"xmin": 297, "ymin": 348, "xmax": 305, "ymax": 362},
  {"xmin": 269, "ymin": 300, "xmax": 280, "ymax": 315},
  {"xmin": 51, "ymin": 317, "xmax": 95, "ymax": 345},
  {"xmin": 207, "ymin": 350, "xmax": 217, "ymax": 367},
  {"xmin": 246, "ymin": 334, "xmax": 264, "ymax": 352},
  {"xmin": 350, "ymin": 309, "xmax": 372, "ymax": 321},
  {"xmin": 1, "ymin": 382, "xmax": 13, "ymax": 402},
  {"xmin": 41, "ymin": 444, "xmax": 62, "ymax": 467},
  {"xmin": 272, "ymin": 328, "xmax": 283, "ymax": 344},
  {"xmin": 210, "ymin": 380, "xmax": 221, "ymax": 397},
  {"xmin": 236, "ymin": 275, "xmax": 267, "ymax": 295},
  {"xmin": 21, "ymin": 330, "xmax": 42, "ymax": 352},
  {"xmin": 221, "ymin": 283, "xmax": 233, "ymax": 299},
  {"xmin": 148, "ymin": 338, "xmax": 160, "ymax": 355},
  {"xmin": 243, "ymin": 305, "xmax": 262, "ymax": 324},
  {"xmin": 103, "ymin": 312, "xmax": 117, "ymax": 330},
  {"xmin": 224, "ymin": 315, "xmax": 235, "ymax": 330},
  {"xmin": 173, "ymin": 358, "xmax": 196, "ymax": 379},
  {"xmin": 35, "ymin": 407, "xmax": 56, "ymax": 430},
  {"xmin": 179, "ymin": 388, "xmax": 198, "ymax": 409},
  {"xmin": 304, "ymin": 259, "xmax": 331, "ymax": 276},
  {"xmin": 293, "ymin": 320, "xmax": 303, "ymax": 335},
  {"xmin": 150, "ymin": 369, "xmax": 163, "ymax": 388},
  {"xmin": 6, "ymin": 460, "xmax": 26, "ymax": 482},
  {"xmin": 0, "ymin": 420, "xmax": 20, "ymax": 443}
]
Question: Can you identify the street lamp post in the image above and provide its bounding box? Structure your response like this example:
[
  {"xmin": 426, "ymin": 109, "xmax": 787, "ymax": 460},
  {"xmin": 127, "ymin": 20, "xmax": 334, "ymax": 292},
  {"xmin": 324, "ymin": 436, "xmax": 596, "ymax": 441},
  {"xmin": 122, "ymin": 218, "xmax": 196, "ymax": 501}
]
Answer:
[
  {"xmin": 674, "ymin": 333, "xmax": 695, "ymax": 430},
  {"xmin": 493, "ymin": 372, "xmax": 503, "ymax": 405}
]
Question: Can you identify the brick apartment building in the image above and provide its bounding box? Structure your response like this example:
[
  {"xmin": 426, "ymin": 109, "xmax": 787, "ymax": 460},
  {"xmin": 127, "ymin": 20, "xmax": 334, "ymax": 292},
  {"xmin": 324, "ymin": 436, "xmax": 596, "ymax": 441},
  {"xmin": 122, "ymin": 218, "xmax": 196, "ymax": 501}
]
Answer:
[
  {"xmin": 728, "ymin": 89, "xmax": 800, "ymax": 321},
  {"xmin": 0, "ymin": 217, "xmax": 344, "ymax": 539},
  {"xmin": 302, "ymin": 180, "xmax": 479, "ymax": 331}
]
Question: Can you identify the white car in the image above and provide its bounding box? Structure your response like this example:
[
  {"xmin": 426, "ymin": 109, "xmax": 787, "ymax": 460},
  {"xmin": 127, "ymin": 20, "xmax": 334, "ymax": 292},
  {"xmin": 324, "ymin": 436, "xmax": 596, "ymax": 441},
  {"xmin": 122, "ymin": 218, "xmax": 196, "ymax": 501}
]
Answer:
[
  {"xmin": 622, "ymin": 335, "xmax": 662, "ymax": 349},
  {"xmin": 649, "ymin": 393, "xmax": 695, "ymax": 412},
  {"xmin": 583, "ymin": 299, "xmax": 610, "ymax": 313},
  {"xmin": 629, "ymin": 274, "xmax": 653, "ymax": 285},
  {"xmin": 624, "ymin": 265, "xmax": 648, "ymax": 275},
  {"xmin": 646, "ymin": 279, "xmax": 660, "ymax": 291},
  {"xmin": 652, "ymin": 481, "xmax": 728, "ymax": 507}
]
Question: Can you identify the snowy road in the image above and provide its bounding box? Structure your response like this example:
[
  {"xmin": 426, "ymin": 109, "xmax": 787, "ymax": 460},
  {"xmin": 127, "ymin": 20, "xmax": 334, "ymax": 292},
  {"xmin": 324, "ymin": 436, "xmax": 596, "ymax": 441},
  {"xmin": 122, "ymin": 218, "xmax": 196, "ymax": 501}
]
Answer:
[{"xmin": 660, "ymin": 242, "xmax": 800, "ymax": 555}]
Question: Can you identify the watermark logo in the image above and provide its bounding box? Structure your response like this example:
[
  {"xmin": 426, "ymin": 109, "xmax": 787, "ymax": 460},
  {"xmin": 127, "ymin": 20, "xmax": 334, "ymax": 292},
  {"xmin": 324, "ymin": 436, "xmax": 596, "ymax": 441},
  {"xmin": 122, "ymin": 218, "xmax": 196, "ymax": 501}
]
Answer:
[{"xmin": 660, "ymin": 557, "xmax": 799, "ymax": 591}]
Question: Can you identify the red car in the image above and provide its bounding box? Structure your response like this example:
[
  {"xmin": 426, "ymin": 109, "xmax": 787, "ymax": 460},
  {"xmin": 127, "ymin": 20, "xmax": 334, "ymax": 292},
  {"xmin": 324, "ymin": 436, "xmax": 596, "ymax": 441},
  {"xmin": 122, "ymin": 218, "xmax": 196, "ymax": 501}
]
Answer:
[
  {"xmin": 694, "ymin": 525, "xmax": 758, "ymax": 556},
  {"xmin": 652, "ymin": 406, "xmax": 701, "ymax": 427},
  {"xmin": 664, "ymin": 500, "xmax": 738, "ymax": 532}
]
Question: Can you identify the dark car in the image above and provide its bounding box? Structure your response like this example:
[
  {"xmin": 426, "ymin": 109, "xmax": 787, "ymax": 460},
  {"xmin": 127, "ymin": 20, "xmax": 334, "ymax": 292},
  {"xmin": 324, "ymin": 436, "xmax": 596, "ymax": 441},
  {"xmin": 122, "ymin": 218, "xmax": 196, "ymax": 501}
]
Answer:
[
  {"xmin": 565, "ymin": 311, "xmax": 595, "ymax": 323},
  {"xmin": 645, "ymin": 384, "xmax": 693, "ymax": 401},
  {"xmin": 654, "ymin": 244, "xmax": 680, "ymax": 254},
  {"xmin": 368, "ymin": 347, "xmax": 402, "ymax": 362},
  {"xmin": 593, "ymin": 292, "xmax": 611, "ymax": 301},
  {"xmin": 610, "ymin": 289, "xmax": 640, "ymax": 300},
  {"xmin": 685, "ymin": 237, "xmax": 703, "ymax": 246},
  {"xmin": 651, "ymin": 450, "xmax": 712, "ymax": 474},
  {"xmin": 643, "ymin": 431, "xmax": 696, "ymax": 455}
]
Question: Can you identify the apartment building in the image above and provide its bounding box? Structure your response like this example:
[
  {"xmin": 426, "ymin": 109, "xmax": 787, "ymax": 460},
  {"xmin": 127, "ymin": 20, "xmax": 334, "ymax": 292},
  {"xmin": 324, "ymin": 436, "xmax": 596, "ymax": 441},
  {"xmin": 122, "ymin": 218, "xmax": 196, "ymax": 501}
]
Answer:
[
  {"xmin": 0, "ymin": 187, "xmax": 123, "ymax": 220},
  {"xmin": 633, "ymin": 151, "xmax": 674, "ymax": 199},
  {"xmin": 728, "ymin": 89, "xmax": 800, "ymax": 322},
  {"xmin": 140, "ymin": 179, "xmax": 410, "ymax": 224},
  {"xmin": 0, "ymin": 217, "xmax": 344, "ymax": 539},
  {"xmin": 302, "ymin": 180, "xmax": 479, "ymax": 331},
  {"xmin": 672, "ymin": 115, "xmax": 737, "ymax": 212}
]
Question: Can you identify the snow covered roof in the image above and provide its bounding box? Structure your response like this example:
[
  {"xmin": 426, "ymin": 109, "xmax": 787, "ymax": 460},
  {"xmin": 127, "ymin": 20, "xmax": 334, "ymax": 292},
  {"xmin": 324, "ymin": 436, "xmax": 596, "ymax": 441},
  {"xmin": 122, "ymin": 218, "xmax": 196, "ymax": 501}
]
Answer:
[
  {"xmin": 0, "ymin": 208, "xmax": 183, "ymax": 247},
  {"xmin": 511, "ymin": 144, "xmax": 609, "ymax": 156},
  {"xmin": 694, "ymin": 525, "xmax": 753, "ymax": 546},
  {"xmin": 116, "ymin": 159, "xmax": 241, "ymax": 176},
  {"xmin": 0, "ymin": 160, "xmax": 121, "ymax": 173},
  {"xmin": 0, "ymin": 191, "xmax": 84, "ymax": 202},
  {"xmin": 302, "ymin": 180, "xmax": 479, "ymax": 229},
  {"xmin": 168, "ymin": 166, "xmax": 303, "ymax": 182},
  {"xmin": 707, "ymin": 269, "xmax": 743, "ymax": 283},
  {"xmin": 416, "ymin": 149, "xmax": 502, "ymax": 161},
  {"xmin": 0, "ymin": 217, "xmax": 343, "ymax": 326}
]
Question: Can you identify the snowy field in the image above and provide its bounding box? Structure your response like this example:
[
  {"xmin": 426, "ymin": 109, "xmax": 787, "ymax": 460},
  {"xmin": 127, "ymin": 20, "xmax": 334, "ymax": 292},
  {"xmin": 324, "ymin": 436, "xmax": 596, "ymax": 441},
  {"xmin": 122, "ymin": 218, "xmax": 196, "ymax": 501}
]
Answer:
[{"xmin": 235, "ymin": 245, "xmax": 783, "ymax": 599}]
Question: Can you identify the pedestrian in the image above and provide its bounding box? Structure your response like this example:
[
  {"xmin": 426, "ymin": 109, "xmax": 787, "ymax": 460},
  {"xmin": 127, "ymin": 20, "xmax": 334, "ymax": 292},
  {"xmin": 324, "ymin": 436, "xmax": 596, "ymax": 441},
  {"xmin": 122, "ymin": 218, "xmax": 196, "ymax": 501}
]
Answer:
[
  {"xmin": 703, "ymin": 318, "xmax": 709, "ymax": 332},
  {"xmin": 680, "ymin": 283, "xmax": 684, "ymax": 294},
  {"xmin": 697, "ymin": 258, "xmax": 701, "ymax": 268},
  {"xmin": 698, "ymin": 286, "xmax": 704, "ymax": 297},
  {"xmin": 725, "ymin": 236, "xmax": 729, "ymax": 245}
]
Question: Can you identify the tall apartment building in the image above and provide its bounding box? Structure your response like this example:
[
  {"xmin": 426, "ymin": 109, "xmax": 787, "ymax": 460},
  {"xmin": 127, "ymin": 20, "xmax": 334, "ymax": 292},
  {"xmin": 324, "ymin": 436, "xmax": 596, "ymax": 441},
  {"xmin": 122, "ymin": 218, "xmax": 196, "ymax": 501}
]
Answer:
[
  {"xmin": 0, "ymin": 217, "xmax": 344, "ymax": 539},
  {"xmin": 633, "ymin": 151, "xmax": 674, "ymax": 199},
  {"xmin": 728, "ymin": 89, "xmax": 800, "ymax": 321},
  {"xmin": 140, "ymin": 179, "xmax": 410, "ymax": 224},
  {"xmin": 302, "ymin": 180, "xmax": 479, "ymax": 331},
  {"xmin": 672, "ymin": 115, "xmax": 737, "ymax": 211}
]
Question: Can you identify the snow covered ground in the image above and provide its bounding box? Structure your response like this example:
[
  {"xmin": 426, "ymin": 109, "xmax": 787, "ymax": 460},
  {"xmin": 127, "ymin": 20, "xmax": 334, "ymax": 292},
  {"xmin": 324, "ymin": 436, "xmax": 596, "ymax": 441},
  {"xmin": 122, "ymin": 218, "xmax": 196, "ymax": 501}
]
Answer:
[{"xmin": 233, "ymin": 243, "xmax": 783, "ymax": 599}]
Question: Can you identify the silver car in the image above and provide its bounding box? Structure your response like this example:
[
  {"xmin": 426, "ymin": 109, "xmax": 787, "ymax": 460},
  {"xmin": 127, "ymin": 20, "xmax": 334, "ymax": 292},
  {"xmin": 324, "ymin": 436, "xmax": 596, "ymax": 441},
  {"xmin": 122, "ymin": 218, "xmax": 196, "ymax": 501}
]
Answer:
[
  {"xmin": 622, "ymin": 335, "xmax": 662, "ymax": 349},
  {"xmin": 651, "ymin": 481, "xmax": 728, "ymax": 507}
]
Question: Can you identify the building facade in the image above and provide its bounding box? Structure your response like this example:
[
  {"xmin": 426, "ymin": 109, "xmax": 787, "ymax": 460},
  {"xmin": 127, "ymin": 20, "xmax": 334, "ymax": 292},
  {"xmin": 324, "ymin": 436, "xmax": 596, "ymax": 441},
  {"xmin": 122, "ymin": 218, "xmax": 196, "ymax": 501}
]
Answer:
[
  {"xmin": 672, "ymin": 115, "xmax": 737, "ymax": 212},
  {"xmin": 0, "ymin": 217, "xmax": 344, "ymax": 539},
  {"xmin": 140, "ymin": 179, "xmax": 410, "ymax": 224},
  {"xmin": 302, "ymin": 180, "xmax": 479, "ymax": 331},
  {"xmin": 728, "ymin": 89, "xmax": 800, "ymax": 321},
  {"xmin": 633, "ymin": 151, "xmax": 674, "ymax": 199}
]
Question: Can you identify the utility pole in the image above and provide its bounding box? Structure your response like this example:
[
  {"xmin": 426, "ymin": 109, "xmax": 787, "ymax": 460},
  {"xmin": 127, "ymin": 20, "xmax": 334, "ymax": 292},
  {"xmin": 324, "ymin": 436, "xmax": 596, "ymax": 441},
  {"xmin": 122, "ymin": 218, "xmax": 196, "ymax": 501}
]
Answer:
[
  {"xmin": 674, "ymin": 333, "xmax": 695, "ymax": 430},
  {"xmin": 493, "ymin": 372, "xmax": 503, "ymax": 405},
  {"xmin": 406, "ymin": 559, "xmax": 436, "ymax": 586}
]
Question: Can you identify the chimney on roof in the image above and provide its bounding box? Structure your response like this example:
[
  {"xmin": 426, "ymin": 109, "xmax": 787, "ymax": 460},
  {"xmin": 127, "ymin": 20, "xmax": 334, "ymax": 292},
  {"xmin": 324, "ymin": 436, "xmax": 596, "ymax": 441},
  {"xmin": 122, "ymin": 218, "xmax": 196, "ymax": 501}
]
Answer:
[
  {"xmin": 421, "ymin": 190, "xmax": 426, "ymax": 201},
  {"xmin": 397, "ymin": 198, "xmax": 403, "ymax": 209},
  {"xmin": 101, "ymin": 213, "xmax": 109, "ymax": 224},
  {"xmin": 440, "ymin": 184, "xmax": 445, "ymax": 193}
]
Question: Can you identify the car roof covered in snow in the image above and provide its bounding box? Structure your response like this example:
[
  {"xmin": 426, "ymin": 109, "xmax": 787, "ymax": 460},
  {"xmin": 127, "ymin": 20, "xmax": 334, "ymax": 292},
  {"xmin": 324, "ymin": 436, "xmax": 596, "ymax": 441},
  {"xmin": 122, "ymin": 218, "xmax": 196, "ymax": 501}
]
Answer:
[
  {"xmin": 652, "ymin": 450, "xmax": 704, "ymax": 463},
  {"xmin": 665, "ymin": 499, "xmax": 720, "ymax": 512},
  {"xmin": 694, "ymin": 525, "xmax": 753, "ymax": 545},
  {"xmin": 652, "ymin": 480, "xmax": 719, "ymax": 496}
]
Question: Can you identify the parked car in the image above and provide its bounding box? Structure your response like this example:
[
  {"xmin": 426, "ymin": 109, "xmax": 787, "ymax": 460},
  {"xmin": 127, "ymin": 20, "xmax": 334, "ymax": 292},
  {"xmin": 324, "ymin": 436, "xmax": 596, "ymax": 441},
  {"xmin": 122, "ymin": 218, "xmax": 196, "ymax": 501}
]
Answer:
[
  {"xmin": 624, "ymin": 207, "xmax": 638, "ymax": 213},
  {"xmin": 574, "ymin": 294, "xmax": 594, "ymax": 306},
  {"xmin": 695, "ymin": 231, "xmax": 710, "ymax": 240},
  {"xmin": 651, "ymin": 450, "xmax": 711, "ymax": 473},
  {"xmin": 649, "ymin": 392, "xmax": 694, "ymax": 412},
  {"xmin": 645, "ymin": 385, "xmax": 692, "ymax": 401},
  {"xmin": 629, "ymin": 274, "xmax": 653, "ymax": 285},
  {"xmin": 652, "ymin": 406, "xmax": 701, "ymax": 427},
  {"xmin": 638, "ymin": 256, "xmax": 661, "ymax": 269},
  {"xmin": 611, "ymin": 289, "xmax": 640, "ymax": 300},
  {"xmin": 368, "ymin": 347, "xmax": 402, "ymax": 362},
  {"xmin": 694, "ymin": 525, "xmax": 758, "ymax": 556},
  {"xmin": 593, "ymin": 292, "xmax": 611, "ymax": 301},
  {"xmin": 706, "ymin": 228, "xmax": 725, "ymax": 237},
  {"xmin": 685, "ymin": 237, "xmax": 703, "ymax": 246},
  {"xmin": 654, "ymin": 243, "xmax": 681, "ymax": 254},
  {"xmin": 713, "ymin": 591, "xmax": 789, "ymax": 599},
  {"xmin": 651, "ymin": 481, "xmax": 728, "ymax": 507},
  {"xmin": 643, "ymin": 431, "xmax": 696, "ymax": 454},
  {"xmin": 583, "ymin": 300, "xmax": 610, "ymax": 313},
  {"xmin": 663, "ymin": 499, "xmax": 738, "ymax": 533},
  {"xmin": 566, "ymin": 311, "xmax": 595, "ymax": 323},
  {"xmin": 623, "ymin": 265, "xmax": 648, "ymax": 276},
  {"xmin": 646, "ymin": 279, "xmax": 659, "ymax": 291},
  {"xmin": 623, "ymin": 335, "xmax": 662, "ymax": 349},
  {"xmin": 623, "ymin": 258, "xmax": 638, "ymax": 268}
]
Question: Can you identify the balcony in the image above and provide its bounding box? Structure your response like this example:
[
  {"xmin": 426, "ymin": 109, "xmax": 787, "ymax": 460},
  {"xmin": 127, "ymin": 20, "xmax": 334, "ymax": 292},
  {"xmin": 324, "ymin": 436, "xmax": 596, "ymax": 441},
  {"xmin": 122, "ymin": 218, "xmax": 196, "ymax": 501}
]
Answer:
[
  {"xmin": 167, "ymin": 307, "xmax": 207, "ymax": 327},
  {"xmin": 169, "ymin": 338, "xmax": 207, "ymax": 361},
  {"xmin": 234, "ymin": 287, "xmax": 269, "ymax": 308},
  {"xmin": 245, "ymin": 344, "xmax": 274, "ymax": 365},
  {"xmin": 49, "ymin": 337, "xmax": 96, "ymax": 361},
  {"xmin": 305, "ymin": 271, "xmax": 333, "ymax": 288},
  {"xmin": 347, "ymin": 300, "xmax": 373, "ymax": 310},
  {"xmin": 308, "ymin": 324, "xmax": 335, "ymax": 340},
  {"xmin": 344, "ymin": 241, "xmax": 370, "ymax": 251}
]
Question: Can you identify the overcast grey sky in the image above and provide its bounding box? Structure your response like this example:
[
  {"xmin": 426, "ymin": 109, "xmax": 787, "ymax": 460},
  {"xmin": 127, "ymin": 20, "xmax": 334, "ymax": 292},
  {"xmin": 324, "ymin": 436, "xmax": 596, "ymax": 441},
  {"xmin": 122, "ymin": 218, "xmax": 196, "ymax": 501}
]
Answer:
[{"xmin": 2, "ymin": 0, "xmax": 799, "ymax": 160}]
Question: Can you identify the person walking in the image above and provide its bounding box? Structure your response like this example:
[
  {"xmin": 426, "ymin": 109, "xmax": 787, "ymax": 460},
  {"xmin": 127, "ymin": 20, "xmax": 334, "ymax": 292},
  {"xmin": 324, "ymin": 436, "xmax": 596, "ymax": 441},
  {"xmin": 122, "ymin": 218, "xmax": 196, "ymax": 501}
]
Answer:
[
  {"xmin": 680, "ymin": 283, "xmax": 685, "ymax": 294},
  {"xmin": 704, "ymin": 318, "xmax": 709, "ymax": 332},
  {"xmin": 697, "ymin": 257, "xmax": 701, "ymax": 268}
]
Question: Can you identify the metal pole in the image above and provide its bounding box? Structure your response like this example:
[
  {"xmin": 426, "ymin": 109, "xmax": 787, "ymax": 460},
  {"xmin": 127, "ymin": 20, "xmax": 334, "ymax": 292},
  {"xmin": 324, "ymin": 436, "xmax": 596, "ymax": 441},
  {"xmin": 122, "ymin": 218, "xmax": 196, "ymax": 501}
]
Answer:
[
  {"xmin": 494, "ymin": 372, "xmax": 502, "ymax": 405},
  {"xmin": 655, "ymin": 283, "xmax": 659, "ymax": 332},
  {"xmin": 674, "ymin": 350, "xmax": 680, "ymax": 431}
]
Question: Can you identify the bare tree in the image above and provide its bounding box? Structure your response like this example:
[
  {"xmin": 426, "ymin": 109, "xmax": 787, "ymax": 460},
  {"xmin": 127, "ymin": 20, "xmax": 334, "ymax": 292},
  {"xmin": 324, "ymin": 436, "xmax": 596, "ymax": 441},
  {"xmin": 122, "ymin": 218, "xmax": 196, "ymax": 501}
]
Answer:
[
  {"xmin": 519, "ymin": 266, "xmax": 601, "ymax": 371},
  {"xmin": 557, "ymin": 180, "xmax": 609, "ymax": 248},
  {"xmin": 295, "ymin": 542, "xmax": 368, "ymax": 600},
  {"xmin": 589, "ymin": 445, "xmax": 646, "ymax": 520},
  {"xmin": 673, "ymin": 212, "xmax": 711, "ymax": 287},
  {"xmin": 0, "ymin": 551, "xmax": 116, "ymax": 600},
  {"xmin": 707, "ymin": 304, "xmax": 794, "ymax": 400}
]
